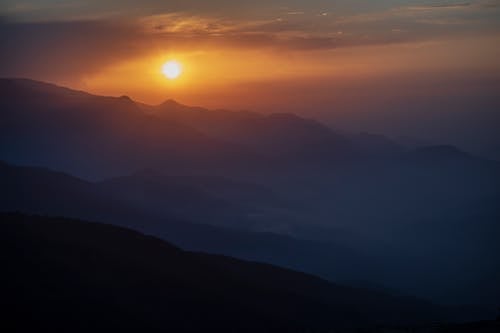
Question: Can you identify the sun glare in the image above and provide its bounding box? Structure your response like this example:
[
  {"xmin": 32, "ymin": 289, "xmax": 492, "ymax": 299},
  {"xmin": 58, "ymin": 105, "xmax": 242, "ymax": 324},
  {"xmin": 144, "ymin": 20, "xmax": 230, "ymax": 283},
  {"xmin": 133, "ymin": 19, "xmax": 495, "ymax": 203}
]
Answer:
[{"xmin": 162, "ymin": 60, "xmax": 182, "ymax": 79}]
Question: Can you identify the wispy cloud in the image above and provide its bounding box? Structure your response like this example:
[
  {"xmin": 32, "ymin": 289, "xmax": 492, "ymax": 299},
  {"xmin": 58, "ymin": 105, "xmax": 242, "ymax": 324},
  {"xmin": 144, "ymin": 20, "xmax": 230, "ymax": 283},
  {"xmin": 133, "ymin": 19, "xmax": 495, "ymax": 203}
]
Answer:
[
  {"xmin": 405, "ymin": 2, "xmax": 473, "ymax": 11},
  {"xmin": 1, "ymin": 0, "xmax": 499, "ymax": 81},
  {"xmin": 136, "ymin": 1, "xmax": 500, "ymax": 51}
]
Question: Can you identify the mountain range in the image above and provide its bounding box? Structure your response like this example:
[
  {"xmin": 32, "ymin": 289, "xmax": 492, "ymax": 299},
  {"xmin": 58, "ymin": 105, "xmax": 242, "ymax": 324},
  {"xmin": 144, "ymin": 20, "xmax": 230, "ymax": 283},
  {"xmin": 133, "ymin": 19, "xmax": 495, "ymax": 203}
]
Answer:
[{"xmin": 1, "ymin": 77, "xmax": 499, "ymax": 310}]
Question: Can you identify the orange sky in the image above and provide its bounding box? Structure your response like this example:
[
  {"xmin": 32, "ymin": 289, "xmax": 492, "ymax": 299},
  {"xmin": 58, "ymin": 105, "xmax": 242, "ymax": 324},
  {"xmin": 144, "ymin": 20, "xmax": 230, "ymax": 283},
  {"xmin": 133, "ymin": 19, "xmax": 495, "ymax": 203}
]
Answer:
[
  {"xmin": 76, "ymin": 35, "xmax": 500, "ymax": 111},
  {"xmin": 1, "ymin": 0, "xmax": 500, "ymax": 156},
  {"xmin": 2, "ymin": 0, "xmax": 500, "ymax": 110}
]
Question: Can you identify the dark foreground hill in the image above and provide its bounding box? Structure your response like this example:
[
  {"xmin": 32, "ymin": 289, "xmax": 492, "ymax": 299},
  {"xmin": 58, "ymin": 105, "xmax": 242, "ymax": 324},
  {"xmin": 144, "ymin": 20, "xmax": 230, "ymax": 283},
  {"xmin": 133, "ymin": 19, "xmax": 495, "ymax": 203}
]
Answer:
[{"xmin": 2, "ymin": 213, "xmax": 459, "ymax": 332}]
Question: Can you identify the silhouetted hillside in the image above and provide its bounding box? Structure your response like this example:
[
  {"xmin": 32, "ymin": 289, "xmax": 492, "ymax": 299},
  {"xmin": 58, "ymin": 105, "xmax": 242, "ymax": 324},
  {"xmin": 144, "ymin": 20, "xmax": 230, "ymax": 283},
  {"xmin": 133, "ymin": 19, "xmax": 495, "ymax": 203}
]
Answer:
[
  {"xmin": 2, "ymin": 213, "xmax": 461, "ymax": 332},
  {"xmin": 1, "ymin": 78, "xmax": 499, "ymax": 308},
  {"xmin": 97, "ymin": 170, "xmax": 295, "ymax": 230},
  {"xmin": 145, "ymin": 100, "xmax": 354, "ymax": 158},
  {"xmin": 0, "ymin": 78, "xmax": 354, "ymax": 179},
  {"xmin": 349, "ymin": 132, "xmax": 403, "ymax": 156},
  {"xmin": 0, "ymin": 160, "xmax": 376, "ymax": 286}
]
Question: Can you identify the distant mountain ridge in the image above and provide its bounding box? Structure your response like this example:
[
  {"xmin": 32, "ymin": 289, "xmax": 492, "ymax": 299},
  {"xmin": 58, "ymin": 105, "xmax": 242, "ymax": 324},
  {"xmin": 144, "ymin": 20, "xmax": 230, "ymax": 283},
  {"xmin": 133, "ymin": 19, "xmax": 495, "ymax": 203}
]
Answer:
[
  {"xmin": 2, "ymin": 78, "xmax": 486, "ymax": 179},
  {"xmin": 1, "ymin": 78, "xmax": 499, "ymax": 308},
  {"xmin": 0, "ymin": 159, "xmax": 375, "ymax": 285},
  {"xmin": 0, "ymin": 78, "xmax": 357, "ymax": 179}
]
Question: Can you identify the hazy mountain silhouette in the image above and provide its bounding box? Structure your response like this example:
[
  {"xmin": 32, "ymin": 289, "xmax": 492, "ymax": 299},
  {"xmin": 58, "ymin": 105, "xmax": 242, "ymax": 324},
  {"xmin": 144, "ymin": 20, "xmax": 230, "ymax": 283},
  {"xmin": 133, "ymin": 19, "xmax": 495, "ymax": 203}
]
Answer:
[
  {"xmin": 349, "ymin": 132, "xmax": 403, "ymax": 156},
  {"xmin": 0, "ymin": 78, "xmax": 354, "ymax": 179},
  {"xmin": 142, "ymin": 99, "xmax": 354, "ymax": 158},
  {"xmin": 1, "ymin": 78, "xmax": 499, "ymax": 308},
  {"xmin": 0, "ymin": 160, "xmax": 375, "ymax": 284},
  {"xmin": 2, "ymin": 213, "xmax": 476, "ymax": 332},
  {"xmin": 97, "ymin": 170, "xmax": 296, "ymax": 231}
]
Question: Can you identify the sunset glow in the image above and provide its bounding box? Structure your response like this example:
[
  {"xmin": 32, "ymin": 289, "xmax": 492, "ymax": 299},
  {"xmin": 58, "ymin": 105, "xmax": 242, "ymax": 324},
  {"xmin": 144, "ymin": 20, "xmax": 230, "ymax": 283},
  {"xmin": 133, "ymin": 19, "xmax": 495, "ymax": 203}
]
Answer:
[
  {"xmin": 162, "ymin": 61, "xmax": 182, "ymax": 79},
  {"xmin": 2, "ymin": 1, "xmax": 500, "ymax": 329},
  {"xmin": 2, "ymin": 0, "xmax": 499, "ymax": 147}
]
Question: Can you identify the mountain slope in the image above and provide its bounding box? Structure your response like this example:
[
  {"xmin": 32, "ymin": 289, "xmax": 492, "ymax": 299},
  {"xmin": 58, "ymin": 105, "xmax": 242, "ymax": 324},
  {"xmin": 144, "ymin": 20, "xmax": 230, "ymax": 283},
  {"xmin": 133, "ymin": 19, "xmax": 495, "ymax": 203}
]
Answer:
[
  {"xmin": 143, "ymin": 99, "xmax": 354, "ymax": 157},
  {"xmin": 97, "ymin": 170, "xmax": 296, "ymax": 231},
  {"xmin": 2, "ymin": 213, "xmax": 458, "ymax": 332},
  {"xmin": 2, "ymin": 78, "xmax": 499, "ymax": 307},
  {"xmin": 0, "ymin": 78, "xmax": 354, "ymax": 179},
  {"xmin": 0, "ymin": 159, "xmax": 375, "ymax": 285}
]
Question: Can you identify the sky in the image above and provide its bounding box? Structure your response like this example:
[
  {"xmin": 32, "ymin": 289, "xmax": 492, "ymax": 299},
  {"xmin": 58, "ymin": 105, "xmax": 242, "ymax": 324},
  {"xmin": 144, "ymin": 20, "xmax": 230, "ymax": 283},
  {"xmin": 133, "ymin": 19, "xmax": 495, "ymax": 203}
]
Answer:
[{"xmin": 1, "ymin": 0, "xmax": 500, "ymax": 156}]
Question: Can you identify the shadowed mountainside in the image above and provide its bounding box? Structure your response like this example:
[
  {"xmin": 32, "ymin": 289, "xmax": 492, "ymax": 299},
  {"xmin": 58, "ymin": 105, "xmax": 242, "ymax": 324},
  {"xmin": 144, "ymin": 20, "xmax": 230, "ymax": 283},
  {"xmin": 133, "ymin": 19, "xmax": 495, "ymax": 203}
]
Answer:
[
  {"xmin": 2, "ymin": 213, "xmax": 472, "ymax": 332},
  {"xmin": 0, "ymin": 78, "xmax": 356, "ymax": 180},
  {"xmin": 0, "ymin": 159, "xmax": 377, "ymax": 286},
  {"xmin": 1, "ymin": 78, "xmax": 499, "ymax": 307}
]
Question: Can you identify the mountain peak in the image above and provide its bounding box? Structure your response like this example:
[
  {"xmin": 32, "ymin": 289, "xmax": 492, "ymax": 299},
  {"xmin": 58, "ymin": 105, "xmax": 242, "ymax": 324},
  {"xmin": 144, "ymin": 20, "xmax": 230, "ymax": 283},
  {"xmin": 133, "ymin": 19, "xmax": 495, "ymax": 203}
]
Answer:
[
  {"xmin": 119, "ymin": 95, "xmax": 133, "ymax": 101},
  {"xmin": 159, "ymin": 98, "xmax": 182, "ymax": 108}
]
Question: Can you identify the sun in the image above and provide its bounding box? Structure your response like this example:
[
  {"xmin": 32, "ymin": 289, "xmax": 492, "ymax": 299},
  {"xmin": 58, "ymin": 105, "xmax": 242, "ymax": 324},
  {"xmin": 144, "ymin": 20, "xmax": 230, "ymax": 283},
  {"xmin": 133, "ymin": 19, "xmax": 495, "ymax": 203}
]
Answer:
[{"xmin": 162, "ymin": 60, "xmax": 183, "ymax": 79}]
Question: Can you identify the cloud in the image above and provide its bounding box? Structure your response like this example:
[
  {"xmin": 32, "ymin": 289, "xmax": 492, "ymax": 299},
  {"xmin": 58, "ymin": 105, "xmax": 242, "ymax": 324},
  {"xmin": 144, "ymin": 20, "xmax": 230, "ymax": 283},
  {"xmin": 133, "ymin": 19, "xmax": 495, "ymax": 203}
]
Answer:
[
  {"xmin": 0, "ymin": 20, "xmax": 147, "ymax": 79},
  {"xmin": 1, "ymin": 1, "xmax": 499, "ymax": 81},
  {"xmin": 138, "ymin": 3, "xmax": 500, "ymax": 50},
  {"xmin": 405, "ymin": 2, "xmax": 473, "ymax": 11}
]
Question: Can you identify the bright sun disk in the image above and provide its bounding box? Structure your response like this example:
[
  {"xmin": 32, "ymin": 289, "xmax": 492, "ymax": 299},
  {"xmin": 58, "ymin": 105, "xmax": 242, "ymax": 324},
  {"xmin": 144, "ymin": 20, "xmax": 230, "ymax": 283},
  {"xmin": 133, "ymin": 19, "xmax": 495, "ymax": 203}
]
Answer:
[{"xmin": 162, "ymin": 60, "xmax": 182, "ymax": 79}]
